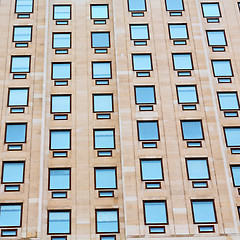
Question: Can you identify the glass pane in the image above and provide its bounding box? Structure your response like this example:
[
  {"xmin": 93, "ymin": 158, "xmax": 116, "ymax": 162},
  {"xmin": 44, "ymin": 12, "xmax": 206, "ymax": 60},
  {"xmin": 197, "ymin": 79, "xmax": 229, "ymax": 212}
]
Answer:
[
  {"xmin": 93, "ymin": 95, "xmax": 113, "ymax": 112},
  {"xmin": 9, "ymin": 89, "xmax": 28, "ymax": 106},
  {"xmin": 224, "ymin": 128, "xmax": 240, "ymax": 147},
  {"xmin": 130, "ymin": 25, "xmax": 149, "ymax": 40},
  {"xmin": 52, "ymin": 95, "xmax": 71, "ymax": 113},
  {"xmin": 94, "ymin": 130, "xmax": 114, "ymax": 149},
  {"xmin": 0, "ymin": 204, "xmax": 22, "ymax": 227},
  {"xmin": 144, "ymin": 202, "xmax": 167, "ymax": 224},
  {"xmin": 91, "ymin": 5, "xmax": 108, "ymax": 19},
  {"xmin": 231, "ymin": 166, "xmax": 240, "ymax": 186},
  {"xmin": 169, "ymin": 24, "xmax": 188, "ymax": 39},
  {"xmin": 141, "ymin": 160, "xmax": 163, "ymax": 180},
  {"xmin": 177, "ymin": 86, "xmax": 197, "ymax": 103},
  {"xmin": 92, "ymin": 32, "xmax": 110, "ymax": 48},
  {"xmin": 166, "ymin": 0, "xmax": 184, "ymax": 11},
  {"xmin": 97, "ymin": 210, "xmax": 118, "ymax": 233},
  {"xmin": 49, "ymin": 169, "xmax": 70, "ymax": 190},
  {"xmin": 173, "ymin": 54, "xmax": 192, "ymax": 70},
  {"xmin": 3, "ymin": 162, "xmax": 24, "ymax": 183},
  {"xmin": 11, "ymin": 56, "xmax": 30, "ymax": 73},
  {"xmin": 54, "ymin": 5, "xmax": 71, "ymax": 20},
  {"xmin": 6, "ymin": 124, "xmax": 26, "ymax": 143},
  {"xmin": 52, "ymin": 63, "xmax": 71, "ymax": 79},
  {"xmin": 13, "ymin": 26, "xmax": 32, "ymax": 42},
  {"xmin": 181, "ymin": 121, "xmax": 203, "ymax": 140},
  {"xmin": 128, "ymin": 0, "xmax": 146, "ymax": 11},
  {"xmin": 218, "ymin": 93, "xmax": 239, "ymax": 110},
  {"xmin": 186, "ymin": 159, "xmax": 209, "ymax": 180},
  {"xmin": 202, "ymin": 3, "xmax": 220, "ymax": 17},
  {"xmin": 135, "ymin": 86, "xmax": 155, "ymax": 104},
  {"xmin": 192, "ymin": 201, "xmax": 216, "ymax": 223},
  {"xmin": 16, "ymin": 0, "xmax": 33, "ymax": 13},
  {"xmin": 212, "ymin": 60, "xmax": 232, "ymax": 77},
  {"xmin": 207, "ymin": 31, "xmax": 226, "ymax": 46},
  {"xmin": 100, "ymin": 237, "xmax": 115, "ymax": 240},
  {"xmin": 138, "ymin": 121, "xmax": 159, "ymax": 141},
  {"xmin": 132, "ymin": 54, "xmax": 152, "ymax": 71},
  {"xmin": 95, "ymin": 168, "xmax": 116, "ymax": 189},
  {"xmin": 93, "ymin": 62, "xmax": 111, "ymax": 79},
  {"xmin": 49, "ymin": 211, "xmax": 70, "ymax": 234},
  {"xmin": 50, "ymin": 131, "xmax": 71, "ymax": 150},
  {"xmin": 53, "ymin": 33, "xmax": 71, "ymax": 48}
]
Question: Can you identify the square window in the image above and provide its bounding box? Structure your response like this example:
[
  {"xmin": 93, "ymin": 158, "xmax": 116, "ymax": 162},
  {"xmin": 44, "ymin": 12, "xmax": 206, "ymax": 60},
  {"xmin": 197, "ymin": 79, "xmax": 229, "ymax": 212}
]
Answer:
[
  {"xmin": 165, "ymin": 0, "xmax": 184, "ymax": 11},
  {"xmin": 191, "ymin": 200, "xmax": 217, "ymax": 224},
  {"xmin": 50, "ymin": 130, "xmax": 71, "ymax": 150},
  {"xmin": 91, "ymin": 5, "xmax": 109, "ymax": 19},
  {"xmin": 94, "ymin": 129, "xmax": 115, "ymax": 149},
  {"xmin": 51, "ymin": 95, "xmax": 71, "ymax": 113},
  {"xmin": 230, "ymin": 165, "xmax": 240, "ymax": 187},
  {"xmin": 206, "ymin": 30, "xmax": 226, "ymax": 46},
  {"xmin": 5, "ymin": 123, "xmax": 27, "ymax": 143},
  {"xmin": 128, "ymin": 0, "xmax": 146, "ymax": 12},
  {"xmin": 96, "ymin": 209, "xmax": 119, "ymax": 233},
  {"xmin": 15, "ymin": 0, "xmax": 33, "ymax": 13},
  {"xmin": 212, "ymin": 60, "xmax": 233, "ymax": 77},
  {"xmin": 52, "ymin": 63, "xmax": 71, "ymax": 80},
  {"xmin": 140, "ymin": 159, "xmax": 163, "ymax": 181},
  {"xmin": 48, "ymin": 210, "xmax": 71, "ymax": 234},
  {"xmin": 169, "ymin": 24, "xmax": 188, "ymax": 39},
  {"xmin": 181, "ymin": 120, "xmax": 203, "ymax": 140},
  {"xmin": 201, "ymin": 3, "xmax": 221, "ymax": 18},
  {"xmin": 132, "ymin": 54, "xmax": 152, "ymax": 71},
  {"xmin": 176, "ymin": 86, "xmax": 198, "ymax": 104},
  {"xmin": 2, "ymin": 162, "xmax": 25, "ymax": 183},
  {"xmin": 224, "ymin": 127, "xmax": 240, "ymax": 147},
  {"xmin": 13, "ymin": 26, "xmax": 32, "ymax": 42},
  {"xmin": 95, "ymin": 168, "xmax": 117, "ymax": 189},
  {"xmin": 137, "ymin": 121, "xmax": 160, "ymax": 141},
  {"xmin": 53, "ymin": 5, "xmax": 71, "ymax": 20},
  {"xmin": 93, "ymin": 94, "xmax": 113, "ymax": 113},
  {"xmin": 134, "ymin": 86, "xmax": 156, "ymax": 104},
  {"xmin": 186, "ymin": 158, "xmax": 209, "ymax": 180},
  {"xmin": 49, "ymin": 168, "xmax": 70, "ymax": 190},
  {"xmin": 0, "ymin": 204, "xmax": 22, "ymax": 227},
  {"xmin": 172, "ymin": 53, "xmax": 193, "ymax": 70},
  {"xmin": 8, "ymin": 88, "xmax": 29, "ymax": 107},
  {"xmin": 11, "ymin": 56, "xmax": 30, "ymax": 73},
  {"xmin": 217, "ymin": 92, "xmax": 239, "ymax": 110},
  {"xmin": 92, "ymin": 62, "xmax": 111, "ymax": 79},
  {"xmin": 130, "ymin": 24, "xmax": 149, "ymax": 40},
  {"xmin": 143, "ymin": 201, "xmax": 168, "ymax": 224},
  {"xmin": 53, "ymin": 33, "xmax": 71, "ymax": 49},
  {"xmin": 91, "ymin": 32, "xmax": 110, "ymax": 48}
]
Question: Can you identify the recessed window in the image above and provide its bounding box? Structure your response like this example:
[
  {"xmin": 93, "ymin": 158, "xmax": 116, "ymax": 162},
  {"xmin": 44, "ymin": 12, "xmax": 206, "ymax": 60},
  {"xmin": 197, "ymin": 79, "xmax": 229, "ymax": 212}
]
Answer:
[
  {"xmin": 51, "ymin": 95, "xmax": 71, "ymax": 114},
  {"xmin": 176, "ymin": 85, "xmax": 198, "ymax": 104},
  {"xmin": 137, "ymin": 121, "xmax": 160, "ymax": 141},
  {"xmin": 91, "ymin": 32, "xmax": 110, "ymax": 48},
  {"xmin": 13, "ymin": 26, "xmax": 32, "ymax": 42},
  {"xmin": 206, "ymin": 30, "xmax": 226, "ymax": 46},
  {"xmin": 172, "ymin": 53, "xmax": 193, "ymax": 70},
  {"xmin": 92, "ymin": 62, "xmax": 111, "ymax": 79},
  {"xmin": 224, "ymin": 127, "xmax": 240, "ymax": 147},
  {"xmin": 212, "ymin": 60, "xmax": 233, "ymax": 77},
  {"xmin": 130, "ymin": 24, "xmax": 149, "ymax": 40},
  {"xmin": 11, "ymin": 56, "xmax": 30, "ymax": 73},
  {"xmin": 50, "ymin": 130, "xmax": 71, "ymax": 150},
  {"xmin": 2, "ymin": 162, "xmax": 25, "ymax": 184},
  {"xmin": 165, "ymin": 0, "xmax": 184, "ymax": 11},
  {"xmin": 132, "ymin": 54, "xmax": 152, "ymax": 71},
  {"xmin": 140, "ymin": 159, "xmax": 163, "ymax": 181},
  {"xmin": 8, "ymin": 88, "xmax": 29, "ymax": 107},
  {"xmin": 93, "ymin": 94, "xmax": 113, "ymax": 113},
  {"xmin": 15, "ymin": 0, "xmax": 33, "ymax": 13},
  {"xmin": 181, "ymin": 120, "xmax": 203, "ymax": 140},
  {"xmin": 53, "ymin": 33, "xmax": 71, "ymax": 49},
  {"xmin": 96, "ymin": 209, "xmax": 119, "ymax": 233},
  {"xmin": 201, "ymin": 3, "xmax": 221, "ymax": 18},
  {"xmin": 143, "ymin": 201, "xmax": 168, "ymax": 224},
  {"xmin": 5, "ymin": 123, "xmax": 27, "ymax": 143},
  {"xmin": 217, "ymin": 92, "xmax": 239, "ymax": 111},
  {"xmin": 186, "ymin": 158, "xmax": 209, "ymax": 180},
  {"xmin": 0, "ymin": 204, "xmax": 22, "ymax": 227},
  {"xmin": 94, "ymin": 129, "xmax": 115, "ymax": 149},
  {"xmin": 53, "ymin": 5, "xmax": 71, "ymax": 20},
  {"xmin": 191, "ymin": 200, "xmax": 217, "ymax": 224},
  {"xmin": 91, "ymin": 5, "xmax": 109, "ymax": 19},
  {"xmin": 230, "ymin": 165, "xmax": 240, "ymax": 187},
  {"xmin": 169, "ymin": 24, "xmax": 188, "ymax": 39},
  {"xmin": 49, "ymin": 168, "xmax": 70, "ymax": 190},
  {"xmin": 134, "ymin": 86, "xmax": 156, "ymax": 104},
  {"xmin": 52, "ymin": 63, "xmax": 71, "ymax": 80},
  {"xmin": 95, "ymin": 168, "xmax": 117, "ymax": 189},
  {"xmin": 48, "ymin": 210, "xmax": 71, "ymax": 234},
  {"xmin": 128, "ymin": 0, "xmax": 146, "ymax": 12}
]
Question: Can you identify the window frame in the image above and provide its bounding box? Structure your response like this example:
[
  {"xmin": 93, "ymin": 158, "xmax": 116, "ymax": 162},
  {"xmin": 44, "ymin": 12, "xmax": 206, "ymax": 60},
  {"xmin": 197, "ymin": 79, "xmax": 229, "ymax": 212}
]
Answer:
[
  {"xmin": 201, "ymin": 2, "xmax": 221, "ymax": 18},
  {"xmin": 168, "ymin": 23, "xmax": 189, "ymax": 40},
  {"xmin": 176, "ymin": 85, "xmax": 198, "ymax": 104},
  {"xmin": 48, "ymin": 168, "xmax": 71, "ymax": 191},
  {"xmin": 127, "ymin": 0, "xmax": 147, "ymax": 12},
  {"xmin": 165, "ymin": 0, "xmax": 184, "ymax": 11},
  {"xmin": 180, "ymin": 120, "xmax": 204, "ymax": 140},
  {"xmin": 15, "ymin": 0, "xmax": 34, "ymax": 14},
  {"xmin": 92, "ymin": 61, "xmax": 112, "ymax": 79},
  {"xmin": 8, "ymin": 88, "xmax": 29, "ymax": 107},
  {"xmin": 52, "ymin": 32, "xmax": 71, "ymax": 49},
  {"xmin": 134, "ymin": 85, "xmax": 156, "ymax": 105},
  {"xmin": 12, "ymin": 26, "xmax": 33, "ymax": 43},
  {"xmin": 206, "ymin": 30, "xmax": 227, "ymax": 47},
  {"xmin": 132, "ymin": 53, "xmax": 153, "ymax": 71},
  {"xmin": 53, "ymin": 5, "xmax": 72, "ymax": 20},
  {"xmin": 93, "ymin": 129, "xmax": 115, "ymax": 150},
  {"xmin": 230, "ymin": 165, "xmax": 240, "ymax": 187},
  {"xmin": 90, "ymin": 4, "xmax": 109, "ymax": 20},
  {"xmin": 217, "ymin": 92, "xmax": 240, "ymax": 111},
  {"xmin": 223, "ymin": 127, "xmax": 240, "ymax": 147},
  {"xmin": 211, "ymin": 59, "xmax": 233, "ymax": 77},
  {"xmin": 51, "ymin": 62, "xmax": 71, "ymax": 80},
  {"xmin": 172, "ymin": 53, "xmax": 194, "ymax": 71},
  {"xmin": 129, "ymin": 24, "xmax": 150, "ymax": 40},
  {"xmin": 94, "ymin": 167, "xmax": 117, "ymax": 190},
  {"xmin": 5, "ymin": 123, "xmax": 27, "ymax": 144},
  {"xmin": 137, "ymin": 120, "xmax": 160, "ymax": 141},
  {"xmin": 10, "ymin": 55, "xmax": 31, "ymax": 73},
  {"xmin": 92, "ymin": 94, "xmax": 114, "ymax": 113},
  {"xmin": 140, "ymin": 159, "xmax": 164, "ymax": 181},
  {"xmin": 49, "ymin": 129, "xmax": 71, "ymax": 150},
  {"xmin": 91, "ymin": 32, "xmax": 110, "ymax": 49},
  {"xmin": 50, "ymin": 94, "xmax": 71, "ymax": 114}
]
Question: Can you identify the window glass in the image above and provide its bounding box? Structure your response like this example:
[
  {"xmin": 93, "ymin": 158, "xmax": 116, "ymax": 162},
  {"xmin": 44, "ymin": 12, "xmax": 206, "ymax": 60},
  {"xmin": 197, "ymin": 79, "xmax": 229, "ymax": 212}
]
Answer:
[
  {"xmin": 202, "ymin": 3, "xmax": 220, "ymax": 17},
  {"xmin": 11, "ymin": 56, "xmax": 30, "ymax": 73},
  {"xmin": 181, "ymin": 120, "xmax": 203, "ymax": 140},
  {"xmin": 5, "ymin": 123, "xmax": 27, "ymax": 143},
  {"xmin": 93, "ymin": 94, "xmax": 113, "ymax": 112},
  {"xmin": 13, "ymin": 26, "xmax": 32, "ymax": 42},
  {"xmin": 218, "ymin": 92, "xmax": 239, "ymax": 110},
  {"xmin": 48, "ymin": 211, "xmax": 70, "ymax": 234},
  {"xmin": 49, "ymin": 169, "xmax": 70, "ymax": 190},
  {"xmin": 128, "ymin": 0, "xmax": 146, "ymax": 11},
  {"xmin": 96, "ymin": 210, "xmax": 119, "ymax": 233},
  {"xmin": 144, "ymin": 201, "xmax": 167, "ymax": 224},
  {"xmin": 132, "ymin": 54, "xmax": 152, "ymax": 71},
  {"xmin": 95, "ymin": 168, "xmax": 117, "ymax": 189},
  {"xmin": 92, "ymin": 32, "xmax": 110, "ymax": 48},
  {"xmin": 94, "ymin": 130, "xmax": 115, "ymax": 149},
  {"xmin": 53, "ymin": 5, "xmax": 71, "ymax": 20},
  {"xmin": 212, "ymin": 60, "xmax": 232, "ymax": 77},
  {"xmin": 52, "ymin": 63, "xmax": 71, "ymax": 79},
  {"xmin": 135, "ymin": 86, "xmax": 155, "ymax": 104},
  {"xmin": 186, "ymin": 159, "xmax": 209, "ymax": 180},
  {"xmin": 224, "ymin": 127, "xmax": 240, "ymax": 147},
  {"xmin": 91, "ymin": 5, "xmax": 108, "ymax": 19},
  {"xmin": 8, "ymin": 88, "xmax": 28, "ymax": 106},
  {"xmin": 2, "ymin": 162, "xmax": 24, "ymax": 183},
  {"xmin": 141, "ymin": 159, "xmax": 163, "ymax": 181},
  {"xmin": 100, "ymin": 237, "xmax": 115, "ymax": 240},
  {"xmin": 50, "ymin": 130, "xmax": 71, "ymax": 150},
  {"xmin": 165, "ymin": 0, "xmax": 184, "ymax": 11},
  {"xmin": 207, "ymin": 31, "xmax": 226, "ymax": 46},
  {"xmin": 15, "ymin": 0, "xmax": 33, "ymax": 13},
  {"xmin": 177, "ymin": 86, "xmax": 197, "ymax": 104},
  {"xmin": 231, "ymin": 165, "xmax": 240, "ymax": 187},
  {"xmin": 192, "ymin": 200, "xmax": 216, "ymax": 223},
  {"xmin": 172, "ymin": 54, "xmax": 193, "ymax": 70},
  {"xmin": 169, "ymin": 24, "xmax": 188, "ymax": 39},
  {"xmin": 137, "ymin": 121, "xmax": 159, "ymax": 141},
  {"xmin": 0, "ymin": 204, "xmax": 22, "ymax": 227},
  {"xmin": 92, "ymin": 62, "xmax": 111, "ymax": 79},
  {"xmin": 53, "ymin": 33, "xmax": 71, "ymax": 49},
  {"xmin": 130, "ymin": 25, "xmax": 149, "ymax": 40},
  {"xmin": 51, "ymin": 95, "xmax": 71, "ymax": 113}
]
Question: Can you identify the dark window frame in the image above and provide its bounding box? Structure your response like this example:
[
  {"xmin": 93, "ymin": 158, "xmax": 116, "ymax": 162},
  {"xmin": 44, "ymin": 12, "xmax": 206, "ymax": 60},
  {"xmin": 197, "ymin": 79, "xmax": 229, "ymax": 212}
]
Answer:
[
  {"xmin": 134, "ymin": 85, "xmax": 156, "ymax": 105},
  {"xmin": 90, "ymin": 4, "xmax": 109, "ymax": 20},
  {"xmin": 127, "ymin": 0, "xmax": 147, "ymax": 12},
  {"xmin": 129, "ymin": 24, "xmax": 150, "ymax": 40},
  {"xmin": 94, "ymin": 167, "xmax": 117, "ymax": 190},
  {"xmin": 49, "ymin": 129, "xmax": 71, "ymax": 150},
  {"xmin": 92, "ymin": 61, "xmax": 112, "ymax": 79},
  {"xmin": 230, "ymin": 165, "xmax": 240, "ymax": 187},
  {"xmin": 53, "ymin": 5, "xmax": 72, "ymax": 20},
  {"xmin": 176, "ymin": 85, "xmax": 199, "ymax": 104},
  {"xmin": 7, "ymin": 87, "xmax": 29, "ymax": 107},
  {"xmin": 93, "ymin": 129, "xmax": 116, "ymax": 150},
  {"xmin": 10, "ymin": 55, "xmax": 31, "ymax": 73},
  {"xmin": 91, "ymin": 32, "xmax": 111, "ymax": 48},
  {"xmin": 15, "ymin": 0, "xmax": 34, "ymax": 14},
  {"xmin": 168, "ymin": 23, "xmax": 189, "ymax": 40},
  {"xmin": 180, "ymin": 120, "xmax": 204, "ymax": 141},
  {"xmin": 206, "ymin": 30, "xmax": 227, "ymax": 47},
  {"xmin": 217, "ymin": 92, "xmax": 240, "ymax": 111},
  {"xmin": 132, "ymin": 53, "xmax": 153, "ymax": 71},
  {"xmin": 51, "ymin": 62, "xmax": 72, "ymax": 80},
  {"xmin": 52, "ymin": 32, "xmax": 72, "ymax": 49},
  {"xmin": 201, "ymin": 2, "xmax": 221, "ymax": 18},
  {"xmin": 50, "ymin": 94, "xmax": 72, "ymax": 114},
  {"xmin": 92, "ymin": 94, "xmax": 114, "ymax": 113},
  {"xmin": 12, "ymin": 26, "xmax": 33, "ymax": 42},
  {"xmin": 137, "ymin": 120, "xmax": 160, "ymax": 141},
  {"xmin": 48, "ymin": 168, "xmax": 71, "ymax": 191},
  {"xmin": 165, "ymin": 0, "xmax": 184, "ymax": 11},
  {"xmin": 172, "ymin": 53, "xmax": 194, "ymax": 71},
  {"xmin": 5, "ymin": 123, "xmax": 27, "ymax": 144}
]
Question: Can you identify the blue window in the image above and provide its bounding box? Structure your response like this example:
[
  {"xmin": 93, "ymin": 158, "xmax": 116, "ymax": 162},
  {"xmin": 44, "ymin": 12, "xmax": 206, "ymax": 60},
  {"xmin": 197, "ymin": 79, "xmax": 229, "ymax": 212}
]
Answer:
[
  {"xmin": 186, "ymin": 159, "xmax": 209, "ymax": 180},
  {"xmin": 172, "ymin": 53, "xmax": 193, "ymax": 70},
  {"xmin": 169, "ymin": 24, "xmax": 188, "ymax": 39},
  {"xmin": 132, "ymin": 54, "xmax": 152, "ymax": 71},
  {"xmin": 140, "ymin": 159, "xmax": 163, "ymax": 181},
  {"xmin": 93, "ymin": 94, "xmax": 113, "ymax": 112},
  {"xmin": 94, "ymin": 129, "xmax": 115, "ymax": 149},
  {"xmin": 49, "ymin": 169, "xmax": 70, "ymax": 190},
  {"xmin": 53, "ymin": 5, "xmax": 71, "ymax": 20},
  {"xmin": 5, "ymin": 123, "xmax": 27, "ymax": 143},
  {"xmin": 92, "ymin": 62, "xmax": 111, "ymax": 79},
  {"xmin": 0, "ymin": 204, "xmax": 22, "ymax": 227},
  {"xmin": 128, "ymin": 0, "xmax": 146, "ymax": 12},
  {"xmin": 13, "ymin": 26, "xmax": 32, "ymax": 42},
  {"xmin": 137, "ymin": 121, "xmax": 159, "ymax": 141},
  {"xmin": 52, "ymin": 63, "xmax": 71, "ymax": 79},
  {"xmin": 95, "ymin": 168, "xmax": 117, "ymax": 189},
  {"xmin": 177, "ymin": 86, "xmax": 198, "ymax": 104},
  {"xmin": 130, "ymin": 24, "xmax": 149, "ymax": 40},
  {"xmin": 165, "ymin": 0, "xmax": 184, "ymax": 11},
  {"xmin": 181, "ymin": 120, "xmax": 203, "ymax": 140},
  {"xmin": 8, "ymin": 88, "xmax": 29, "ymax": 106},
  {"xmin": 11, "ymin": 56, "xmax": 30, "ymax": 73},
  {"xmin": 15, "ymin": 0, "xmax": 33, "ymax": 13},
  {"xmin": 92, "ymin": 32, "xmax": 110, "ymax": 48},
  {"xmin": 135, "ymin": 86, "xmax": 155, "ymax": 104},
  {"xmin": 53, "ymin": 33, "xmax": 71, "ymax": 49},
  {"xmin": 212, "ymin": 60, "xmax": 233, "ymax": 77},
  {"xmin": 2, "ymin": 162, "xmax": 25, "ymax": 183},
  {"xmin": 231, "ymin": 165, "xmax": 240, "ymax": 187},
  {"xmin": 50, "ymin": 130, "xmax": 71, "ymax": 150},
  {"xmin": 224, "ymin": 127, "xmax": 240, "ymax": 147},
  {"xmin": 217, "ymin": 92, "xmax": 239, "ymax": 110},
  {"xmin": 51, "ymin": 95, "xmax": 71, "ymax": 113},
  {"xmin": 91, "ymin": 5, "xmax": 109, "ymax": 19},
  {"xmin": 201, "ymin": 3, "xmax": 221, "ymax": 18},
  {"xmin": 207, "ymin": 30, "xmax": 226, "ymax": 46},
  {"xmin": 96, "ymin": 210, "xmax": 119, "ymax": 233}
]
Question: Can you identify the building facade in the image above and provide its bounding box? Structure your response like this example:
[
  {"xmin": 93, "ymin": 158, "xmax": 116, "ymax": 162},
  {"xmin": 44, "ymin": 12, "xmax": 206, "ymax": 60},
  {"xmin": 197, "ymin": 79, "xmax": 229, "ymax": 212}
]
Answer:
[{"xmin": 0, "ymin": 0, "xmax": 240, "ymax": 239}]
